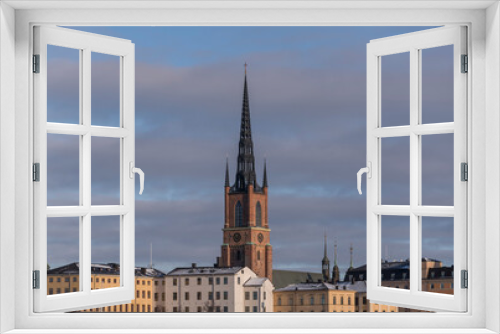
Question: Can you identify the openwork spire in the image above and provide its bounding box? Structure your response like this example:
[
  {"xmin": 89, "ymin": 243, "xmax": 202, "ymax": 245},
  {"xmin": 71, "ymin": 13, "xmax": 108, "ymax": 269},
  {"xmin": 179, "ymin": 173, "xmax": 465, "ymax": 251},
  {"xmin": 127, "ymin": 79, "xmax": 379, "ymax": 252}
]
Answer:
[
  {"xmin": 225, "ymin": 157, "xmax": 230, "ymax": 187},
  {"xmin": 350, "ymin": 243, "xmax": 354, "ymax": 269},
  {"xmin": 233, "ymin": 64, "xmax": 258, "ymax": 191},
  {"xmin": 263, "ymin": 159, "xmax": 268, "ymax": 188},
  {"xmin": 323, "ymin": 232, "xmax": 328, "ymax": 261},
  {"xmin": 334, "ymin": 238, "xmax": 338, "ymax": 267}
]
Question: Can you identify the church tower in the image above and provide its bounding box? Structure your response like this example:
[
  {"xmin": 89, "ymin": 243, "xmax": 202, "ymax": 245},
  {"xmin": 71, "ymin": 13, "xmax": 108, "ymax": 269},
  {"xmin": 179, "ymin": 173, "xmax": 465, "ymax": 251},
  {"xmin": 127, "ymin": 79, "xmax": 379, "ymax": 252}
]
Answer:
[
  {"xmin": 322, "ymin": 233, "xmax": 330, "ymax": 282},
  {"xmin": 332, "ymin": 239, "xmax": 340, "ymax": 284},
  {"xmin": 217, "ymin": 65, "xmax": 272, "ymax": 281}
]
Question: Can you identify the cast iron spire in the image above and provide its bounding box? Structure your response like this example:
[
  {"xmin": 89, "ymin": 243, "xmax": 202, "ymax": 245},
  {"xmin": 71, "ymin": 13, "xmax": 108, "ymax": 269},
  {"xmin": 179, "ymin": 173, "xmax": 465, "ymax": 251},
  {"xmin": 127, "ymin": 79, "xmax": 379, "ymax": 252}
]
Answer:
[
  {"xmin": 225, "ymin": 157, "xmax": 230, "ymax": 187},
  {"xmin": 263, "ymin": 159, "xmax": 268, "ymax": 188},
  {"xmin": 234, "ymin": 63, "xmax": 258, "ymax": 191}
]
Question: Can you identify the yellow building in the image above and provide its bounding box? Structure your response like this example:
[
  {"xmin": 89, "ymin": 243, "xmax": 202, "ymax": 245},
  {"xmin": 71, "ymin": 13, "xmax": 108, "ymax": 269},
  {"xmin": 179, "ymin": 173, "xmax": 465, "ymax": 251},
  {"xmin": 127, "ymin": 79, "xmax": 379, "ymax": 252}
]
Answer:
[
  {"xmin": 47, "ymin": 263, "xmax": 167, "ymax": 312},
  {"xmin": 273, "ymin": 281, "xmax": 398, "ymax": 313}
]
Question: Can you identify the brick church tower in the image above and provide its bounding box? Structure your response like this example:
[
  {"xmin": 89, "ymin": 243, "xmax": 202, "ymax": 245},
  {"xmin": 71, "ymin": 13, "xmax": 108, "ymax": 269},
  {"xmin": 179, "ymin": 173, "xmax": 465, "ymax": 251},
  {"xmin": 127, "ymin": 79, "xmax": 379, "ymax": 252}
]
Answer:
[{"xmin": 217, "ymin": 66, "xmax": 272, "ymax": 281}]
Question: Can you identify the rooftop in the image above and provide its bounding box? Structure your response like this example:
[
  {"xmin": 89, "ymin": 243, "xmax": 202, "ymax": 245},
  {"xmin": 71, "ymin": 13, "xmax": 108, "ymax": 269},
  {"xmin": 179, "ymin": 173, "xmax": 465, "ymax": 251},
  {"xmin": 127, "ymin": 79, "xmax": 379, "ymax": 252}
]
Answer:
[
  {"xmin": 272, "ymin": 269, "xmax": 323, "ymax": 289},
  {"xmin": 47, "ymin": 262, "xmax": 167, "ymax": 277},
  {"xmin": 243, "ymin": 277, "xmax": 268, "ymax": 287},
  {"xmin": 275, "ymin": 280, "xmax": 367, "ymax": 293},
  {"xmin": 167, "ymin": 266, "xmax": 245, "ymax": 276}
]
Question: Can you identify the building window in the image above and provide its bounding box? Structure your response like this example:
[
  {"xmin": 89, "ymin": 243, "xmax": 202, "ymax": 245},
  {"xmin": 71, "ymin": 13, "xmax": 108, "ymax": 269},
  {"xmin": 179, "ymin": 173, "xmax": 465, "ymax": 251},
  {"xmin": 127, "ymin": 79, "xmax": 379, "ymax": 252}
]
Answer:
[
  {"xmin": 224, "ymin": 291, "xmax": 228, "ymax": 300},
  {"xmin": 73, "ymin": 277, "xmax": 77, "ymax": 282},
  {"xmin": 136, "ymin": 280, "xmax": 140, "ymax": 285},
  {"xmin": 363, "ymin": 297, "xmax": 367, "ymax": 305},
  {"xmin": 155, "ymin": 281, "xmax": 158, "ymax": 286},
  {"xmin": 197, "ymin": 277, "xmax": 202, "ymax": 285},
  {"xmin": 391, "ymin": 273, "xmax": 395, "ymax": 280},
  {"xmin": 56, "ymin": 288, "xmax": 61, "ymax": 294},
  {"xmin": 253, "ymin": 291, "xmax": 258, "ymax": 300},
  {"xmin": 147, "ymin": 291, "xmax": 151, "ymax": 299},
  {"xmin": 184, "ymin": 307, "xmax": 189, "ymax": 312},
  {"xmin": 430, "ymin": 283, "xmax": 435, "ymax": 290},
  {"xmin": 173, "ymin": 292, "xmax": 177, "ymax": 301},
  {"xmin": 300, "ymin": 297, "xmax": 304, "ymax": 305},
  {"xmin": 288, "ymin": 297, "xmax": 292, "ymax": 306},
  {"xmin": 185, "ymin": 292, "xmax": 189, "ymax": 300},
  {"xmin": 321, "ymin": 294, "xmax": 326, "ymax": 305},
  {"xmin": 245, "ymin": 306, "xmax": 250, "ymax": 312},
  {"xmin": 341, "ymin": 297, "xmax": 344, "ymax": 305},
  {"xmin": 256, "ymin": 201, "xmax": 262, "ymax": 227},
  {"xmin": 136, "ymin": 291, "xmax": 139, "ymax": 298},
  {"xmin": 224, "ymin": 306, "xmax": 228, "ymax": 312},
  {"xmin": 208, "ymin": 277, "xmax": 213, "ymax": 285},
  {"xmin": 142, "ymin": 281, "xmax": 145, "ymax": 285},
  {"xmin": 224, "ymin": 277, "xmax": 228, "ymax": 285},
  {"xmin": 108, "ymin": 279, "xmax": 111, "ymax": 283},
  {"xmin": 333, "ymin": 296, "xmax": 336, "ymax": 305},
  {"xmin": 185, "ymin": 278, "xmax": 189, "ymax": 285},
  {"xmin": 216, "ymin": 291, "xmax": 221, "ymax": 300},
  {"xmin": 264, "ymin": 292, "xmax": 266, "ymax": 300},
  {"xmin": 142, "ymin": 291, "xmax": 145, "ymax": 298},
  {"xmin": 237, "ymin": 277, "xmax": 241, "ymax": 285},
  {"xmin": 208, "ymin": 292, "xmax": 213, "ymax": 300},
  {"xmin": 253, "ymin": 306, "xmax": 258, "ymax": 312},
  {"xmin": 441, "ymin": 283, "xmax": 445, "ymax": 289},
  {"xmin": 162, "ymin": 293, "xmax": 165, "ymax": 301},
  {"xmin": 236, "ymin": 250, "xmax": 241, "ymax": 261},
  {"xmin": 49, "ymin": 288, "xmax": 53, "ymax": 295},
  {"xmin": 216, "ymin": 277, "xmax": 220, "ymax": 285},
  {"xmin": 348, "ymin": 297, "xmax": 351, "ymax": 305},
  {"xmin": 197, "ymin": 307, "xmax": 202, "ymax": 312},
  {"xmin": 154, "ymin": 293, "xmax": 158, "ymax": 301},
  {"xmin": 173, "ymin": 279, "xmax": 177, "ymax": 286},
  {"xmin": 57, "ymin": 277, "xmax": 61, "ymax": 282},
  {"xmin": 278, "ymin": 297, "xmax": 282, "ymax": 306},
  {"xmin": 235, "ymin": 201, "xmax": 243, "ymax": 227},
  {"xmin": 257, "ymin": 251, "xmax": 260, "ymax": 260},
  {"xmin": 245, "ymin": 292, "xmax": 250, "ymax": 300},
  {"xmin": 147, "ymin": 281, "xmax": 151, "ymax": 286},
  {"xmin": 310, "ymin": 296, "xmax": 314, "ymax": 305},
  {"xmin": 197, "ymin": 292, "xmax": 202, "ymax": 300},
  {"xmin": 173, "ymin": 307, "xmax": 178, "ymax": 313},
  {"xmin": 216, "ymin": 306, "xmax": 221, "ymax": 312}
]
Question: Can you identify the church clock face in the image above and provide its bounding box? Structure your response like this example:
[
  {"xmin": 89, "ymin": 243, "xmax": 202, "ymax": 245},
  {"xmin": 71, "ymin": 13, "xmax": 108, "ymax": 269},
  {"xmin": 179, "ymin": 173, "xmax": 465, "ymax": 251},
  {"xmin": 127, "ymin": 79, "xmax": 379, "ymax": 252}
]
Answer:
[
  {"xmin": 233, "ymin": 233, "xmax": 241, "ymax": 243},
  {"xmin": 258, "ymin": 233, "xmax": 264, "ymax": 243}
]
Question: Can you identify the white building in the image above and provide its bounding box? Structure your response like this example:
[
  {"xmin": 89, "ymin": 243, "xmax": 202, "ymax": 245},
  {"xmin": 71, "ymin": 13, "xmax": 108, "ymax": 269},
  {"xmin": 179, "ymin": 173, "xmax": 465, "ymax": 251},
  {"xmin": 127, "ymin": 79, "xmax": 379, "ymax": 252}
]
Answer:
[{"xmin": 165, "ymin": 264, "xmax": 273, "ymax": 313}]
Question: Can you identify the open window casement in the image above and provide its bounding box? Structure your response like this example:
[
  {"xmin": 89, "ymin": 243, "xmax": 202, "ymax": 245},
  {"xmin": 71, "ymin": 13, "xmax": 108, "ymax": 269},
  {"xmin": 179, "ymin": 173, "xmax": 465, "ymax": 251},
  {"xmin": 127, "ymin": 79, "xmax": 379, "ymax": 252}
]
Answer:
[
  {"xmin": 33, "ymin": 26, "xmax": 140, "ymax": 312},
  {"xmin": 362, "ymin": 26, "xmax": 467, "ymax": 312}
]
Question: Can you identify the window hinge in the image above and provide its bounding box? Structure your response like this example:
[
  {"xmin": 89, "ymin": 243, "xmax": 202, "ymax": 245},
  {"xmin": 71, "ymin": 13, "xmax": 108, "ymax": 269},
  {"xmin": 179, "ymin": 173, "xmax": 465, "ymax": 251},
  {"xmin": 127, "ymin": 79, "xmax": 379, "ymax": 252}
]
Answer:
[
  {"xmin": 33, "ymin": 270, "xmax": 40, "ymax": 289},
  {"xmin": 461, "ymin": 162, "xmax": 468, "ymax": 181},
  {"xmin": 33, "ymin": 54, "xmax": 40, "ymax": 73},
  {"xmin": 33, "ymin": 163, "xmax": 40, "ymax": 182},
  {"xmin": 461, "ymin": 270, "xmax": 468, "ymax": 289},
  {"xmin": 461, "ymin": 54, "xmax": 468, "ymax": 73}
]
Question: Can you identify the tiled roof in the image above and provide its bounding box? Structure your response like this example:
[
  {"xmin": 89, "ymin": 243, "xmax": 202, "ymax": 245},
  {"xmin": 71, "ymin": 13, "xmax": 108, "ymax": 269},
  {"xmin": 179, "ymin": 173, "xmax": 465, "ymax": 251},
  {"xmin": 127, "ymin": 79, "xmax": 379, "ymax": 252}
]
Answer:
[
  {"xmin": 275, "ymin": 280, "xmax": 367, "ymax": 293},
  {"xmin": 272, "ymin": 269, "xmax": 323, "ymax": 289},
  {"xmin": 167, "ymin": 266, "xmax": 244, "ymax": 276},
  {"xmin": 47, "ymin": 262, "xmax": 166, "ymax": 277},
  {"xmin": 244, "ymin": 277, "xmax": 268, "ymax": 287}
]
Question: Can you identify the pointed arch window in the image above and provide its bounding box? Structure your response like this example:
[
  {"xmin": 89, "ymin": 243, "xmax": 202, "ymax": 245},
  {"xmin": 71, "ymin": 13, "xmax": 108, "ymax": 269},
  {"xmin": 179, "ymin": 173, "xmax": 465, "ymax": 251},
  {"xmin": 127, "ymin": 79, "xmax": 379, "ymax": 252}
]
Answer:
[
  {"xmin": 256, "ymin": 201, "xmax": 262, "ymax": 227},
  {"xmin": 235, "ymin": 201, "xmax": 243, "ymax": 227}
]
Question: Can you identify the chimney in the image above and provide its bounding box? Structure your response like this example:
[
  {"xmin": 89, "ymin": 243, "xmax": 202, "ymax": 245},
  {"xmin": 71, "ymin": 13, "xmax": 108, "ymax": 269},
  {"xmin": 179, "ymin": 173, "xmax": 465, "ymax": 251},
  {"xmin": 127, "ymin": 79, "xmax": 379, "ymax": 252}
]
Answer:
[{"xmin": 192, "ymin": 263, "xmax": 197, "ymax": 269}]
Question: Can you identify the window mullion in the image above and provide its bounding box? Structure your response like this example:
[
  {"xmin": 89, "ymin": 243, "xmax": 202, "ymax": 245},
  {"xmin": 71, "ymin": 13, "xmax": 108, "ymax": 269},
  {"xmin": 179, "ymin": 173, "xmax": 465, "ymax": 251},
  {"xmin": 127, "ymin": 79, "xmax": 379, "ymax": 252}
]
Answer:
[
  {"xmin": 81, "ymin": 47, "xmax": 92, "ymax": 294},
  {"xmin": 409, "ymin": 47, "xmax": 420, "ymax": 294}
]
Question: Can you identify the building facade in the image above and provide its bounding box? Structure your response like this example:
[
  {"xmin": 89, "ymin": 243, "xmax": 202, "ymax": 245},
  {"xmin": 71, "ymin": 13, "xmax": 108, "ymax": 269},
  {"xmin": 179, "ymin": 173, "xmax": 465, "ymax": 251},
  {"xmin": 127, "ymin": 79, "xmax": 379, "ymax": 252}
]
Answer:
[
  {"xmin": 216, "ymin": 67, "xmax": 272, "ymax": 281},
  {"xmin": 165, "ymin": 265, "xmax": 273, "ymax": 313},
  {"xmin": 273, "ymin": 281, "xmax": 399, "ymax": 313},
  {"xmin": 47, "ymin": 263, "xmax": 167, "ymax": 312}
]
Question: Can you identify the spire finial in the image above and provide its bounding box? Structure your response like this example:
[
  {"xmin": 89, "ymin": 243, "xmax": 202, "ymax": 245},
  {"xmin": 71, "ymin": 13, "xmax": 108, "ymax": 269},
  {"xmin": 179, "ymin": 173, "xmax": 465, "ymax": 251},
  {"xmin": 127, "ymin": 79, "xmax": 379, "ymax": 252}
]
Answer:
[
  {"xmin": 350, "ymin": 243, "xmax": 353, "ymax": 269},
  {"xmin": 324, "ymin": 231, "xmax": 327, "ymax": 258},
  {"xmin": 225, "ymin": 157, "xmax": 230, "ymax": 187},
  {"xmin": 244, "ymin": 62, "xmax": 247, "ymax": 75},
  {"xmin": 263, "ymin": 159, "xmax": 268, "ymax": 188},
  {"xmin": 334, "ymin": 238, "xmax": 338, "ymax": 266}
]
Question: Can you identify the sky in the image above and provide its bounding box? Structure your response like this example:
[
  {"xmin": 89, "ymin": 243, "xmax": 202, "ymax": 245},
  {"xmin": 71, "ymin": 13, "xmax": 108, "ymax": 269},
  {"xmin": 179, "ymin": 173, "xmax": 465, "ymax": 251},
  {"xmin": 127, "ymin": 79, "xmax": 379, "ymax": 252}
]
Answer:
[{"xmin": 46, "ymin": 26, "xmax": 455, "ymax": 279}]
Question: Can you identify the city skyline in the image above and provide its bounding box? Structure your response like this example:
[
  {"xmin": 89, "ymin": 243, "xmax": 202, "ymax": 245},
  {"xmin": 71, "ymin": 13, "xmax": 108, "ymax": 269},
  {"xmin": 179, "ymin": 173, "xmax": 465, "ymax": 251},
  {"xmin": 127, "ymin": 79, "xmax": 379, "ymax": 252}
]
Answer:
[{"xmin": 46, "ymin": 26, "xmax": 454, "ymax": 276}]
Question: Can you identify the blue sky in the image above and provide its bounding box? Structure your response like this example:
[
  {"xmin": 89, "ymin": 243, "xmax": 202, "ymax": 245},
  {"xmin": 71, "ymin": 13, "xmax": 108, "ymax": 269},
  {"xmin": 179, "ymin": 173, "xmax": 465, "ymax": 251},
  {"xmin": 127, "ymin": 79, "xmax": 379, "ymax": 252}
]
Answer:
[{"xmin": 46, "ymin": 26, "xmax": 454, "ymax": 278}]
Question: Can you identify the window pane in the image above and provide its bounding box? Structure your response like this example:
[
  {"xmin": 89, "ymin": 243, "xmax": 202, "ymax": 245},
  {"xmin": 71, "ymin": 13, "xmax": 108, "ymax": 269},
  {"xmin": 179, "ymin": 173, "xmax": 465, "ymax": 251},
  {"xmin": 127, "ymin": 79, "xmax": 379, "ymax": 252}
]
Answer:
[
  {"xmin": 421, "ymin": 217, "xmax": 454, "ymax": 295},
  {"xmin": 91, "ymin": 137, "xmax": 121, "ymax": 205},
  {"xmin": 381, "ymin": 136, "xmax": 410, "ymax": 205},
  {"xmin": 47, "ymin": 45, "xmax": 80, "ymax": 124},
  {"xmin": 380, "ymin": 215, "xmax": 410, "ymax": 290},
  {"xmin": 47, "ymin": 134, "xmax": 79, "ymax": 206},
  {"xmin": 47, "ymin": 217, "xmax": 81, "ymax": 294},
  {"xmin": 381, "ymin": 52, "xmax": 410, "ymax": 127},
  {"xmin": 92, "ymin": 52, "xmax": 120, "ymax": 127},
  {"xmin": 421, "ymin": 133, "xmax": 454, "ymax": 206},
  {"xmin": 91, "ymin": 216, "xmax": 121, "ymax": 290},
  {"xmin": 421, "ymin": 45, "xmax": 454, "ymax": 124}
]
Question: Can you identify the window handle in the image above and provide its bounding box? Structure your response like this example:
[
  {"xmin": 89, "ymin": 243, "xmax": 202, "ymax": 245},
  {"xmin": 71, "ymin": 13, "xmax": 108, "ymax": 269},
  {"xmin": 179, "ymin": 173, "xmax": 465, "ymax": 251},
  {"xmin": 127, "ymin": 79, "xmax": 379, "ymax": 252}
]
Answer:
[
  {"xmin": 357, "ymin": 162, "xmax": 371, "ymax": 195},
  {"xmin": 129, "ymin": 161, "xmax": 145, "ymax": 195}
]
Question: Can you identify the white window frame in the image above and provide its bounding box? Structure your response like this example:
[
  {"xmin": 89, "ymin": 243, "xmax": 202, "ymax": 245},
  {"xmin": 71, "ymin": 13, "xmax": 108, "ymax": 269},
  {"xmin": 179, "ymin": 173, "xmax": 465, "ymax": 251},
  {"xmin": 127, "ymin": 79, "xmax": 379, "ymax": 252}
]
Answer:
[
  {"xmin": 0, "ymin": 1, "xmax": 499, "ymax": 334},
  {"xmin": 365, "ymin": 26, "xmax": 467, "ymax": 312},
  {"xmin": 33, "ymin": 26, "xmax": 136, "ymax": 313}
]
